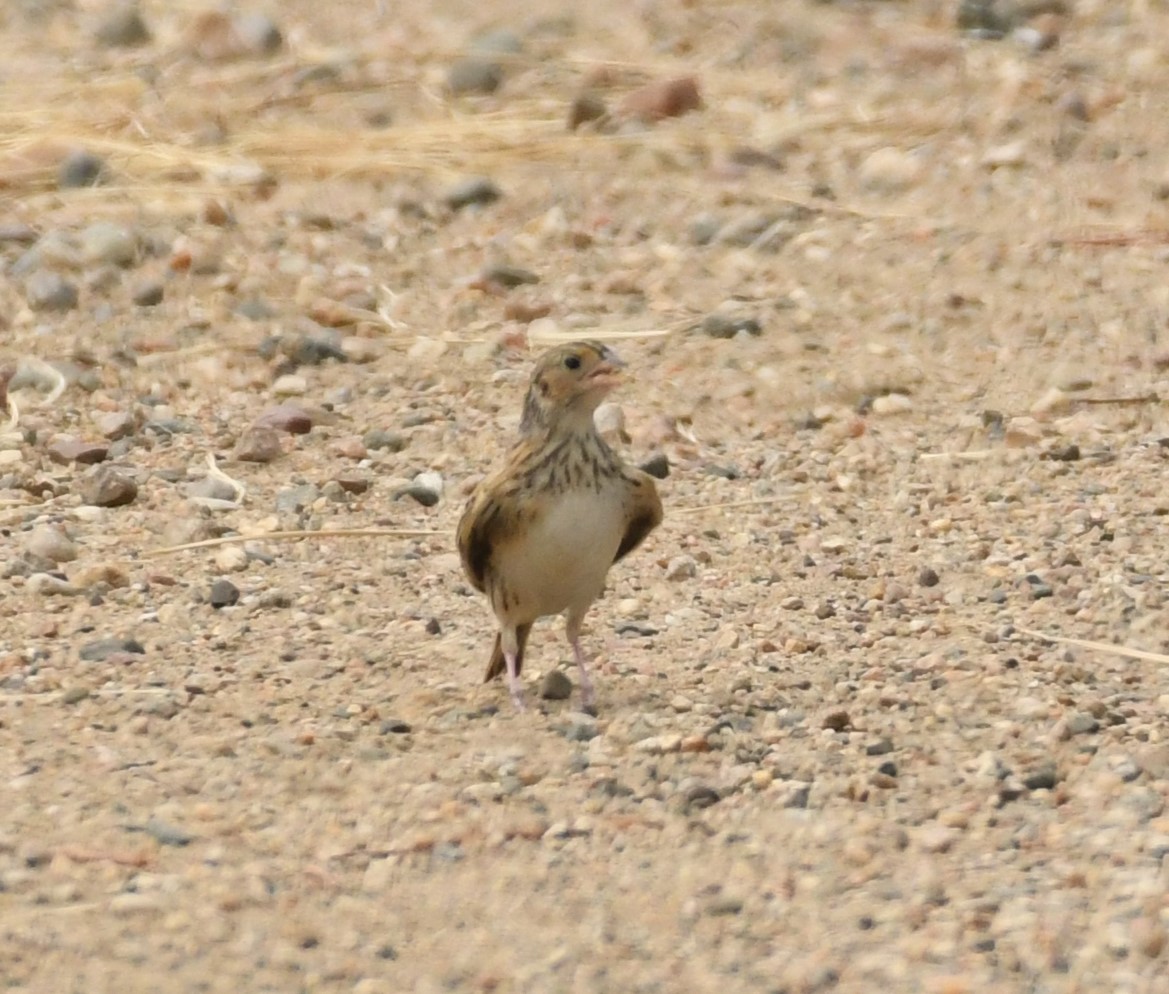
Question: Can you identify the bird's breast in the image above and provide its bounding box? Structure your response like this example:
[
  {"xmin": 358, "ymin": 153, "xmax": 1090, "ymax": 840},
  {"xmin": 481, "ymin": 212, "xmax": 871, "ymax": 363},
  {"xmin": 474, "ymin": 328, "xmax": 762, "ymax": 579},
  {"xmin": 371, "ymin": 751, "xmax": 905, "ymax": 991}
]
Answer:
[{"xmin": 492, "ymin": 488, "xmax": 626, "ymax": 622}]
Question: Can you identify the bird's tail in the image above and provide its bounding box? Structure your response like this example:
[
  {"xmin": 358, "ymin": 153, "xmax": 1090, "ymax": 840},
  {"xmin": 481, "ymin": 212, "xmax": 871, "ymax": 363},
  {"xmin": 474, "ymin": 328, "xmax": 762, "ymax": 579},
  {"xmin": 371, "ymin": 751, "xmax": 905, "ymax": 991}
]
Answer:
[{"xmin": 484, "ymin": 622, "xmax": 532, "ymax": 683}]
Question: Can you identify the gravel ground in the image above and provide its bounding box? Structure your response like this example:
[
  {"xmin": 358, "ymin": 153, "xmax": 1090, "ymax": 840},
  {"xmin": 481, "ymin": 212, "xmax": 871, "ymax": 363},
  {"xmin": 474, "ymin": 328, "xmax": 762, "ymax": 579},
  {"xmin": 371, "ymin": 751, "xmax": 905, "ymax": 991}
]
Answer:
[{"xmin": 3, "ymin": 2, "xmax": 1169, "ymax": 992}]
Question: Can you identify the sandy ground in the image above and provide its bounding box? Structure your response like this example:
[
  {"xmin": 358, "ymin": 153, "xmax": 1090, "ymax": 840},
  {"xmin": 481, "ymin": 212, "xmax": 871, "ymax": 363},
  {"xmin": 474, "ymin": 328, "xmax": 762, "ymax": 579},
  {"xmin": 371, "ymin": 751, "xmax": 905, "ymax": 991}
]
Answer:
[{"xmin": 3, "ymin": 1, "xmax": 1169, "ymax": 992}]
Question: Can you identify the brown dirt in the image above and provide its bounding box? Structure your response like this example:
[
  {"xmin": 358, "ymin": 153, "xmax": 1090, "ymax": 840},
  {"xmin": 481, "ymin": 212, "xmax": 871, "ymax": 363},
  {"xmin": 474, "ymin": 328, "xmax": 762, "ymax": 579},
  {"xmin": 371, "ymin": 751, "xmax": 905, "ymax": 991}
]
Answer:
[{"xmin": 3, "ymin": 1, "xmax": 1169, "ymax": 992}]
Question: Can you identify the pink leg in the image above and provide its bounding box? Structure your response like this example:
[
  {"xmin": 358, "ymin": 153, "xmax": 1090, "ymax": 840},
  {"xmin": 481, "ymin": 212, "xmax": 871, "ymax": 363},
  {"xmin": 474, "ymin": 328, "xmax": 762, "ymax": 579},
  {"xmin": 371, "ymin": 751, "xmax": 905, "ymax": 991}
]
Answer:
[
  {"xmin": 571, "ymin": 637, "xmax": 596, "ymax": 713},
  {"xmin": 505, "ymin": 650, "xmax": 526, "ymax": 711}
]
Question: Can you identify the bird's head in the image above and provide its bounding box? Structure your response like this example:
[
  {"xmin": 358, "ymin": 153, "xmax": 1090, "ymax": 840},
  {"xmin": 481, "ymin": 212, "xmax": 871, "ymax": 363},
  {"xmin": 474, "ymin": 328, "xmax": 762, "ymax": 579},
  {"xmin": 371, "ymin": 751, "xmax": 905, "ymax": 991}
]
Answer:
[{"xmin": 519, "ymin": 340, "xmax": 624, "ymax": 435}]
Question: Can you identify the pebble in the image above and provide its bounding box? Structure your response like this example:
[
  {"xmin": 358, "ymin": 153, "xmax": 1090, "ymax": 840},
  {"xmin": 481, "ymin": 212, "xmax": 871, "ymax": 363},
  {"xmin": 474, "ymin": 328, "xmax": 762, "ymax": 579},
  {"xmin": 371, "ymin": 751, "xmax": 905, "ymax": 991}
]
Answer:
[
  {"xmin": 638, "ymin": 453, "xmax": 669, "ymax": 479},
  {"xmin": 480, "ymin": 263, "xmax": 539, "ymax": 288},
  {"xmin": 214, "ymin": 545, "xmax": 248, "ymax": 573},
  {"xmin": 701, "ymin": 314, "xmax": 761, "ymax": 339},
  {"xmin": 569, "ymin": 92, "xmax": 607, "ymax": 130},
  {"xmin": 233, "ymin": 426, "xmax": 283, "ymax": 463},
  {"xmin": 24, "ymin": 525, "xmax": 78, "ymax": 563},
  {"xmin": 858, "ymin": 147, "xmax": 921, "ymax": 192},
  {"xmin": 470, "ymin": 27, "xmax": 523, "ymax": 56},
  {"xmin": 275, "ymin": 484, "xmax": 319, "ymax": 514},
  {"xmin": 443, "ymin": 177, "xmax": 502, "ymax": 211},
  {"xmin": 594, "ymin": 402, "xmax": 627, "ymax": 441},
  {"xmin": 395, "ymin": 485, "xmax": 436, "ymax": 507},
  {"xmin": 634, "ymin": 734, "xmax": 682, "ymax": 755},
  {"xmin": 918, "ymin": 566, "xmax": 940, "ymax": 587},
  {"xmin": 60, "ymin": 687, "xmax": 90, "ymax": 705},
  {"xmin": 982, "ymin": 141, "xmax": 1028, "ymax": 169},
  {"xmin": 79, "ymin": 637, "xmax": 145, "ymax": 662},
  {"xmin": 558, "ymin": 713, "xmax": 598, "ymax": 742},
  {"xmin": 539, "ymin": 670, "xmax": 573, "ymax": 701},
  {"xmin": 47, "ymin": 437, "xmax": 108, "ymax": 465},
  {"xmin": 272, "ymin": 374, "xmax": 308, "ymax": 397},
  {"xmin": 665, "ymin": 555, "xmax": 697, "ymax": 581},
  {"xmin": 58, "ymin": 149, "xmax": 107, "ymax": 189},
  {"xmin": 144, "ymin": 817, "xmax": 194, "ymax": 847},
  {"xmin": 683, "ymin": 785, "xmax": 721, "ymax": 811},
  {"xmin": 209, "ymin": 579, "xmax": 240, "ymax": 608},
  {"xmin": 253, "ymin": 404, "xmax": 313, "ymax": 434},
  {"xmin": 25, "ymin": 270, "xmax": 78, "ymax": 312},
  {"xmin": 26, "ymin": 573, "xmax": 76, "ymax": 596},
  {"xmin": 132, "ymin": 279, "xmax": 165, "ymax": 306},
  {"xmin": 96, "ymin": 411, "xmax": 136, "ymax": 440},
  {"xmin": 77, "ymin": 466, "xmax": 138, "ymax": 507},
  {"xmin": 620, "ymin": 76, "xmax": 702, "ymax": 123},
  {"xmin": 821, "ymin": 709, "xmax": 851, "ymax": 732},
  {"xmin": 185, "ymin": 476, "xmax": 238, "ymax": 503},
  {"xmin": 363, "ymin": 428, "xmax": 407, "ymax": 452},
  {"xmin": 95, "ymin": 5, "xmax": 151, "ymax": 47},
  {"xmin": 335, "ymin": 472, "xmax": 370, "ymax": 495},
  {"xmin": 80, "ymin": 222, "xmax": 137, "ymax": 267},
  {"xmin": 447, "ymin": 59, "xmax": 503, "ymax": 95}
]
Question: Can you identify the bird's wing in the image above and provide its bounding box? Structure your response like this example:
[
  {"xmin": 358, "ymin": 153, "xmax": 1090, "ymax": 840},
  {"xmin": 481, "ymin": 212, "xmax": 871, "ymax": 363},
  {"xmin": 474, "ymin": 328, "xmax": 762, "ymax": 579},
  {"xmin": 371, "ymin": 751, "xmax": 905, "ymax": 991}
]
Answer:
[
  {"xmin": 614, "ymin": 469, "xmax": 663, "ymax": 563},
  {"xmin": 456, "ymin": 468, "xmax": 536, "ymax": 593}
]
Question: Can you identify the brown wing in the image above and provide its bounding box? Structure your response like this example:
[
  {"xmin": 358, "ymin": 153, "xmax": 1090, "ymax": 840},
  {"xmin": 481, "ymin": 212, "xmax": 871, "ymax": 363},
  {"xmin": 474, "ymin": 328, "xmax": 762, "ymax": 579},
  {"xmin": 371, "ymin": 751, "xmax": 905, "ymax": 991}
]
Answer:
[
  {"xmin": 614, "ymin": 469, "xmax": 663, "ymax": 563},
  {"xmin": 455, "ymin": 452, "xmax": 540, "ymax": 593}
]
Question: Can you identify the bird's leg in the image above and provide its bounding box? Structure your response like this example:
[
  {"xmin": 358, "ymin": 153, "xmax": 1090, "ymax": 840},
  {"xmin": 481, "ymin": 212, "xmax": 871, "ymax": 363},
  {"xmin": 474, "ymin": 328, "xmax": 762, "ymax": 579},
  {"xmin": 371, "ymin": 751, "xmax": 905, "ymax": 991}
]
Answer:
[
  {"xmin": 505, "ymin": 650, "xmax": 526, "ymax": 711},
  {"xmin": 501, "ymin": 627, "xmax": 526, "ymax": 711},
  {"xmin": 566, "ymin": 613, "xmax": 596, "ymax": 713}
]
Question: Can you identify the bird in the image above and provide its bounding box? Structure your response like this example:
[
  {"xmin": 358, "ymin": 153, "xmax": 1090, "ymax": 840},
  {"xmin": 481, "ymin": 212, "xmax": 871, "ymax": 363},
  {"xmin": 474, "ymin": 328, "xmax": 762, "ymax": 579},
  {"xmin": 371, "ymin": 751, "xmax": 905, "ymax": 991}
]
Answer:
[{"xmin": 456, "ymin": 340, "xmax": 663, "ymax": 712}]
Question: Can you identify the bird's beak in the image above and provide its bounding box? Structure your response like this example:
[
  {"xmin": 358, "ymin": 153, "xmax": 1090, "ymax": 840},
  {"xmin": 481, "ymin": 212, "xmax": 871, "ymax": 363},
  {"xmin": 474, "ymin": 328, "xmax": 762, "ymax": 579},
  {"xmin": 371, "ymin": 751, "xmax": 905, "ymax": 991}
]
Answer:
[{"xmin": 587, "ymin": 348, "xmax": 625, "ymax": 390}]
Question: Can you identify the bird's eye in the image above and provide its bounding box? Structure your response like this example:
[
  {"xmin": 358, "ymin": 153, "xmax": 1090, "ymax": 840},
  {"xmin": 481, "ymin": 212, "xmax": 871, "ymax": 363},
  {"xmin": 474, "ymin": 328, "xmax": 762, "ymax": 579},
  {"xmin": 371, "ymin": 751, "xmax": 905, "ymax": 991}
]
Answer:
[{"xmin": 564, "ymin": 355, "xmax": 581, "ymax": 370}]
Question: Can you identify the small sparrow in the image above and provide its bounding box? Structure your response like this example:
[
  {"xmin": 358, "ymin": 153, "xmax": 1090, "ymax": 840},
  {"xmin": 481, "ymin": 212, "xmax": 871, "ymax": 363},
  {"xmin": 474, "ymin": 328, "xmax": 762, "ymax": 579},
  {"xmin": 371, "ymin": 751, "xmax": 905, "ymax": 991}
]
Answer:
[{"xmin": 457, "ymin": 340, "xmax": 663, "ymax": 712}]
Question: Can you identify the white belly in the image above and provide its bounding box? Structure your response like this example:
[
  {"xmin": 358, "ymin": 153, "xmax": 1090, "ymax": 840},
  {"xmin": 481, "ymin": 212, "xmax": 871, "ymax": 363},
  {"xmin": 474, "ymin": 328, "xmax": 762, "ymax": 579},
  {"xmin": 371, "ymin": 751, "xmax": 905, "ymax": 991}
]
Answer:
[{"xmin": 493, "ymin": 490, "xmax": 625, "ymax": 622}]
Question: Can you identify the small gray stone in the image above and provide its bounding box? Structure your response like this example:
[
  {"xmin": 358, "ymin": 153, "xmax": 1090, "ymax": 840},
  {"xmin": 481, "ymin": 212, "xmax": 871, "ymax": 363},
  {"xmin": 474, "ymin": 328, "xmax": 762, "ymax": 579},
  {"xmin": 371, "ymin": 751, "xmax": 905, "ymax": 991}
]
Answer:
[
  {"xmin": 95, "ymin": 5, "xmax": 151, "ymax": 47},
  {"xmin": 380, "ymin": 719, "xmax": 412, "ymax": 735},
  {"xmin": 700, "ymin": 314, "xmax": 762, "ymax": 339},
  {"xmin": 639, "ymin": 452, "xmax": 670, "ymax": 479},
  {"xmin": 866, "ymin": 738, "xmax": 895, "ymax": 757},
  {"xmin": 80, "ymin": 222, "xmax": 137, "ymax": 267},
  {"xmin": 396, "ymin": 484, "xmax": 439, "ymax": 508},
  {"xmin": 443, "ymin": 177, "xmax": 502, "ymax": 211},
  {"xmin": 233, "ymin": 426, "xmax": 283, "ymax": 463},
  {"xmin": 447, "ymin": 58, "xmax": 503, "ymax": 95},
  {"xmin": 60, "ymin": 687, "xmax": 90, "ymax": 705},
  {"xmin": 25, "ymin": 270, "xmax": 78, "ymax": 312},
  {"xmin": 234, "ymin": 12, "xmax": 282, "ymax": 54},
  {"xmin": 275, "ymin": 483, "xmax": 320, "ymax": 514},
  {"xmin": 1066, "ymin": 713, "xmax": 1099, "ymax": 736},
  {"xmin": 235, "ymin": 298, "xmax": 276, "ymax": 321},
  {"xmin": 918, "ymin": 566, "xmax": 940, "ymax": 587},
  {"xmin": 143, "ymin": 817, "xmax": 193, "ymax": 847},
  {"xmin": 704, "ymin": 895, "xmax": 744, "ymax": 916},
  {"xmin": 481, "ymin": 263, "xmax": 539, "ymax": 287},
  {"xmin": 96, "ymin": 411, "xmax": 136, "ymax": 441},
  {"xmin": 363, "ymin": 428, "xmax": 407, "ymax": 452},
  {"xmin": 470, "ymin": 28, "xmax": 523, "ymax": 56},
  {"xmin": 253, "ymin": 404, "xmax": 313, "ymax": 434},
  {"xmin": 539, "ymin": 669, "xmax": 573, "ymax": 701},
  {"xmin": 684, "ymin": 785, "xmax": 721, "ymax": 811},
  {"xmin": 1022, "ymin": 764, "xmax": 1058, "ymax": 791},
  {"xmin": 132, "ymin": 279, "xmax": 164, "ymax": 306},
  {"xmin": 185, "ymin": 476, "xmax": 238, "ymax": 503},
  {"xmin": 24, "ymin": 525, "xmax": 78, "ymax": 564},
  {"xmin": 77, "ymin": 466, "xmax": 138, "ymax": 507},
  {"xmin": 559, "ymin": 713, "xmax": 599, "ymax": 742},
  {"xmin": 209, "ymin": 579, "xmax": 239, "ymax": 608},
  {"xmin": 568, "ymin": 91, "xmax": 607, "ymax": 130},
  {"xmin": 58, "ymin": 150, "xmax": 107, "ymax": 189},
  {"xmin": 79, "ymin": 637, "xmax": 145, "ymax": 662},
  {"xmin": 47, "ymin": 438, "xmax": 108, "ymax": 465}
]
